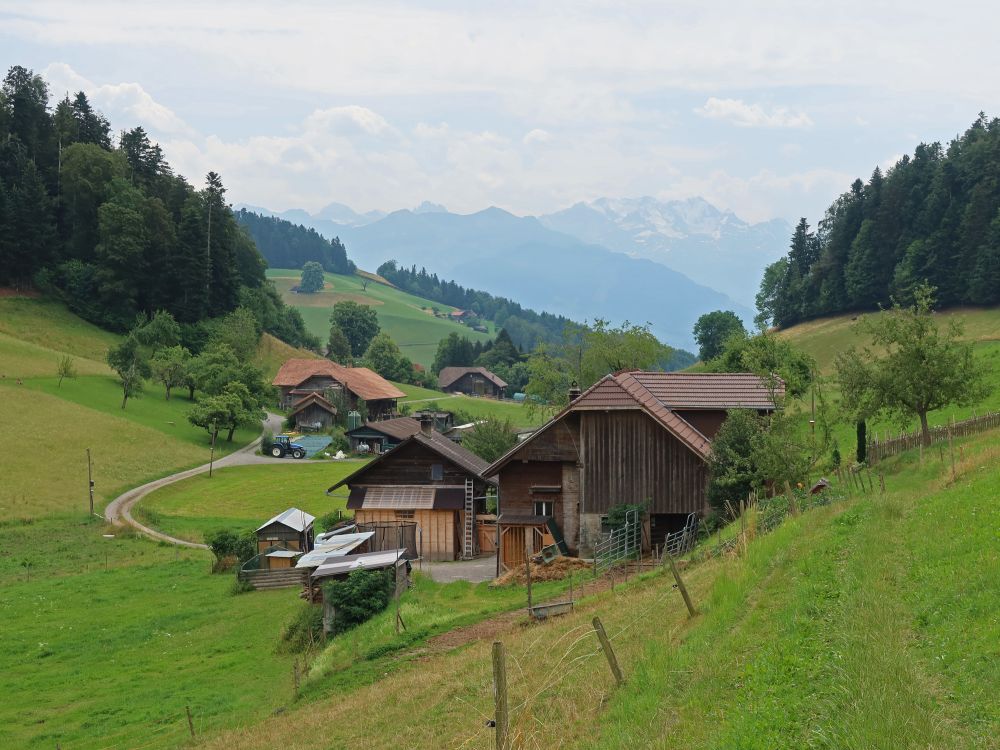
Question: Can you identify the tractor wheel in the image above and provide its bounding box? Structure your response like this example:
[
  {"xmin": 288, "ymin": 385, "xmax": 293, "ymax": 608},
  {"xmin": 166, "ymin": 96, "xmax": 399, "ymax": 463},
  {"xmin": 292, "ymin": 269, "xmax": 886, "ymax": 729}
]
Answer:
[
  {"xmin": 270, "ymin": 446, "xmax": 284, "ymax": 458},
  {"xmin": 292, "ymin": 449, "xmax": 305, "ymax": 459}
]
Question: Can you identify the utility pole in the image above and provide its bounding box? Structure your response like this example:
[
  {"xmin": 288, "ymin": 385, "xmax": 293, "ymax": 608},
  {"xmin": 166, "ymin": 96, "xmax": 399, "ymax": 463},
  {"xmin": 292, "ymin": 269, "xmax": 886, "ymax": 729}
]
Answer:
[
  {"xmin": 209, "ymin": 421, "xmax": 217, "ymax": 478},
  {"xmin": 87, "ymin": 448, "xmax": 95, "ymax": 516}
]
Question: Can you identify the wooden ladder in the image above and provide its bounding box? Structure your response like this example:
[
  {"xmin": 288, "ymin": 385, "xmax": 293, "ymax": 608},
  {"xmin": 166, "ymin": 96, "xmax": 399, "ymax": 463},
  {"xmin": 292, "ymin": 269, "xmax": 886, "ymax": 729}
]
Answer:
[{"xmin": 462, "ymin": 479, "xmax": 475, "ymax": 560}]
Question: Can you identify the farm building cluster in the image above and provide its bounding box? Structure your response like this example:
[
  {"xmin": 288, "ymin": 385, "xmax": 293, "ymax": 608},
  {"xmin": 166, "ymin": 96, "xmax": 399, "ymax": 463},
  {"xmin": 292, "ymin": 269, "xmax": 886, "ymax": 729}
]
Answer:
[{"xmin": 247, "ymin": 367, "xmax": 780, "ymax": 591}]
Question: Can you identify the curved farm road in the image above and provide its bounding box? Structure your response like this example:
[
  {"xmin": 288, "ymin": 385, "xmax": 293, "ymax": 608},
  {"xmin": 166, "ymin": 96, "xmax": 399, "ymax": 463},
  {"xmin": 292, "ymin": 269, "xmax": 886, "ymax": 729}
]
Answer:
[{"xmin": 104, "ymin": 412, "xmax": 290, "ymax": 549}]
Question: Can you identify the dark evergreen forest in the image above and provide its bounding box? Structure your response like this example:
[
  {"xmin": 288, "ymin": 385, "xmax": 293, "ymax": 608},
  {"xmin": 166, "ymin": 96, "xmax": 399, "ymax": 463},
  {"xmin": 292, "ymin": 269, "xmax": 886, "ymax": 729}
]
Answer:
[
  {"xmin": 0, "ymin": 65, "xmax": 314, "ymax": 348},
  {"xmin": 375, "ymin": 259, "xmax": 573, "ymax": 350},
  {"xmin": 234, "ymin": 209, "xmax": 355, "ymax": 274},
  {"xmin": 758, "ymin": 114, "xmax": 1000, "ymax": 329}
]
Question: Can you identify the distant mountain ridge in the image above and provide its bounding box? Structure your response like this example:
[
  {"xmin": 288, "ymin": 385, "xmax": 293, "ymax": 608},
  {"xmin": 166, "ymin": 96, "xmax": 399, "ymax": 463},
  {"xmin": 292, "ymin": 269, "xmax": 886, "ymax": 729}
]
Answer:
[
  {"xmin": 236, "ymin": 198, "xmax": 778, "ymax": 348},
  {"xmin": 538, "ymin": 197, "xmax": 790, "ymax": 307}
]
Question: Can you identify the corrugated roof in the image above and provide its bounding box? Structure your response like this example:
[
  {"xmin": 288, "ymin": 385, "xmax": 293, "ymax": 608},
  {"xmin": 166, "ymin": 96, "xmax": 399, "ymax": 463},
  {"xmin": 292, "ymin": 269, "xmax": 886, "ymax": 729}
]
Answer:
[
  {"xmin": 311, "ymin": 549, "xmax": 407, "ymax": 580},
  {"xmin": 295, "ymin": 532, "xmax": 373, "ymax": 568},
  {"xmin": 438, "ymin": 366, "xmax": 508, "ymax": 390},
  {"xmin": 629, "ymin": 372, "xmax": 783, "ymax": 410},
  {"xmin": 272, "ymin": 359, "xmax": 405, "ymax": 401},
  {"xmin": 256, "ymin": 507, "xmax": 315, "ymax": 533},
  {"xmin": 346, "ymin": 485, "xmax": 467, "ymax": 511},
  {"xmin": 346, "ymin": 416, "xmax": 421, "ymax": 441}
]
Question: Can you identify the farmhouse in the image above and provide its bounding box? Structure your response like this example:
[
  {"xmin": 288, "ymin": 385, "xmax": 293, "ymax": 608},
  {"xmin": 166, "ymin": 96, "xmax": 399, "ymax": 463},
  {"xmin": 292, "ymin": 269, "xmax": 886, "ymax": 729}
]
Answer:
[
  {"xmin": 485, "ymin": 371, "xmax": 781, "ymax": 569},
  {"xmin": 328, "ymin": 415, "xmax": 496, "ymax": 561},
  {"xmin": 345, "ymin": 416, "xmax": 421, "ymax": 454},
  {"xmin": 438, "ymin": 366, "xmax": 508, "ymax": 398},
  {"xmin": 272, "ymin": 358, "xmax": 406, "ymax": 420}
]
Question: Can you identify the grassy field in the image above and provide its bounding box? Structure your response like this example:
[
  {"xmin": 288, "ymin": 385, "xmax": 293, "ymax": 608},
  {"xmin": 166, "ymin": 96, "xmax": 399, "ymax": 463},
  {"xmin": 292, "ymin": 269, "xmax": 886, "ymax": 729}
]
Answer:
[
  {"xmin": 137, "ymin": 462, "xmax": 365, "ymax": 543},
  {"xmin": 395, "ymin": 381, "xmax": 547, "ymax": 428},
  {"xmin": 0, "ymin": 516, "xmax": 307, "ymax": 750},
  {"xmin": 0, "ymin": 296, "xmax": 120, "ymax": 363},
  {"xmin": 193, "ymin": 428, "xmax": 1000, "ymax": 750},
  {"xmin": 267, "ymin": 268, "xmax": 495, "ymax": 368},
  {"xmin": 254, "ymin": 332, "xmax": 320, "ymax": 379}
]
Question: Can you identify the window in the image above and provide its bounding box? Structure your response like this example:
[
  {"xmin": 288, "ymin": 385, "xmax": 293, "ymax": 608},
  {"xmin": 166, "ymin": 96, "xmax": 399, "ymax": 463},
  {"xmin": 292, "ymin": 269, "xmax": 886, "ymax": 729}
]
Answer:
[
  {"xmin": 430, "ymin": 463, "xmax": 444, "ymax": 481},
  {"xmin": 534, "ymin": 501, "xmax": 554, "ymax": 517},
  {"xmin": 395, "ymin": 510, "xmax": 415, "ymax": 520}
]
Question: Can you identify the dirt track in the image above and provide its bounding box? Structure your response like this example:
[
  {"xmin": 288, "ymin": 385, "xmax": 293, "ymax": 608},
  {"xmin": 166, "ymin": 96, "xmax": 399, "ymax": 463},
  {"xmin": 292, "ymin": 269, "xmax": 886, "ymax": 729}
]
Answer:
[{"xmin": 103, "ymin": 412, "xmax": 289, "ymax": 548}]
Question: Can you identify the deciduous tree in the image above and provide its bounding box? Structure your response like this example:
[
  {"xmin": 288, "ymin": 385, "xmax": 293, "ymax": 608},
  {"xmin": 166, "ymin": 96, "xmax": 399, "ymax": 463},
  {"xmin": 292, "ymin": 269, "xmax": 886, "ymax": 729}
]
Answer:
[{"xmin": 329, "ymin": 300, "xmax": 379, "ymax": 357}]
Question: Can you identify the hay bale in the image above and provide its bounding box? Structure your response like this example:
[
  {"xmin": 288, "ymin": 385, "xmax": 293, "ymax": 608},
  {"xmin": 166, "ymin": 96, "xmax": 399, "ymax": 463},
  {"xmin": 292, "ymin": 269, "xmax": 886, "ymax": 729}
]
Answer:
[{"xmin": 492, "ymin": 556, "xmax": 591, "ymax": 586}]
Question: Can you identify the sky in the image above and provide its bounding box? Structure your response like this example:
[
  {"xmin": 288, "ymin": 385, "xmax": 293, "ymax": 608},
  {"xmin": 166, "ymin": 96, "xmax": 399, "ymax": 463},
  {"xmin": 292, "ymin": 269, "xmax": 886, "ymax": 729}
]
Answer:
[{"xmin": 1, "ymin": 1, "xmax": 996, "ymax": 224}]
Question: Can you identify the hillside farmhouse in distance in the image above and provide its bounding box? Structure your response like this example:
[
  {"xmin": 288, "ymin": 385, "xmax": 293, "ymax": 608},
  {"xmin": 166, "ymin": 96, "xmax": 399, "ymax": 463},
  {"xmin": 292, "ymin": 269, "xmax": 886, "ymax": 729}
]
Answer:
[
  {"xmin": 272, "ymin": 358, "xmax": 406, "ymax": 421},
  {"xmin": 485, "ymin": 371, "xmax": 781, "ymax": 569},
  {"xmin": 438, "ymin": 366, "xmax": 508, "ymax": 399},
  {"xmin": 345, "ymin": 416, "xmax": 422, "ymax": 454},
  {"xmin": 329, "ymin": 415, "xmax": 496, "ymax": 561}
]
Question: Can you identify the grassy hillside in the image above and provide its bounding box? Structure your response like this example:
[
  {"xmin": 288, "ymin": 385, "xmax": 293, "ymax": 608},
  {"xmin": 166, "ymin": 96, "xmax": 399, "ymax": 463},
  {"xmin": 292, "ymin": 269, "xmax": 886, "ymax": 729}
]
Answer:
[
  {"xmin": 194, "ymin": 428, "xmax": 1000, "ymax": 750},
  {"xmin": 395, "ymin": 381, "xmax": 547, "ymax": 428},
  {"xmin": 267, "ymin": 268, "xmax": 495, "ymax": 368},
  {"xmin": 137, "ymin": 462, "xmax": 363, "ymax": 543}
]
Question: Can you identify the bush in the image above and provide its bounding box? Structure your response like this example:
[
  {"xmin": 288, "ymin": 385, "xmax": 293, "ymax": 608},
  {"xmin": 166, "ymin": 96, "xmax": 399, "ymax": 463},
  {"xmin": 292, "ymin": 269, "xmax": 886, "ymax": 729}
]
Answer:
[
  {"xmin": 323, "ymin": 568, "xmax": 394, "ymax": 634},
  {"xmin": 317, "ymin": 511, "xmax": 345, "ymax": 532},
  {"xmin": 204, "ymin": 527, "xmax": 257, "ymax": 564},
  {"xmin": 326, "ymin": 426, "xmax": 349, "ymax": 453},
  {"xmin": 261, "ymin": 429, "xmax": 274, "ymax": 454},
  {"xmin": 279, "ymin": 602, "xmax": 324, "ymax": 653}
]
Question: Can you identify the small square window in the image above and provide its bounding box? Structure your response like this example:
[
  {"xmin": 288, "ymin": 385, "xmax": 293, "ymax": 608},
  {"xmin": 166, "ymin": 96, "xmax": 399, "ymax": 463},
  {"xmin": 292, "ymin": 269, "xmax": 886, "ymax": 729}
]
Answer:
[
  {"xmin": 396, "ymin": 510, "xmax": 415, "ymax": 520},
  {"xmin": 534, "ymin": 501, "xmax": 554, "ymax": 517},
  {"xmin": 431, "ymin": 463, "xmax": 444, "ymax": 480}
]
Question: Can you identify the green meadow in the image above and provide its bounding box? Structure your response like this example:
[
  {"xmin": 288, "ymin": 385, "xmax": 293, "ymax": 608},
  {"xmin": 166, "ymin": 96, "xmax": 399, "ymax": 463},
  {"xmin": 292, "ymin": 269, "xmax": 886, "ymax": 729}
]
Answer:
[{"xmin": 266, "ymin": 268, "xmax": 495, "ymax": 368}]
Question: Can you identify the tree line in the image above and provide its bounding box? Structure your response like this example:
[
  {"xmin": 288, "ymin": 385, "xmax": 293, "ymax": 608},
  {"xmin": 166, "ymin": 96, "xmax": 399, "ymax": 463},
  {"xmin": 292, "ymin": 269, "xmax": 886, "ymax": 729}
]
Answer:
[
  {"xmin": 0, "ymin": 65, "xmax": 314, "ymax": 349},
  {"xmin": 375, "ymin": 260, "xmax": 574, "ymax": 350},
  {"xmin": 758, "ymin": 114, "xmax": 1000, "ymax": 330},
  {"xmin": 235, "ymin": 209, "xmax": 355, "ymax": 275}
]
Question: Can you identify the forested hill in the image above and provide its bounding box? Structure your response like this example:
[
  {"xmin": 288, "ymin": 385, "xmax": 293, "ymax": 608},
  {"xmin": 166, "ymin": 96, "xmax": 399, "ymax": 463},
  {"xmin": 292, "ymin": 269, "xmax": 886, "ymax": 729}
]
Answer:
[
  {"xmin": 235, "ymin": 209, "xmax": 355, "ymax": 274},
  {"xmin": 0, "ymin": 65, "xmax": 313, "ymax": 348},
  {"xmin": 759, "ymin": 114, "xmax": 1000, "ymax": 329}
]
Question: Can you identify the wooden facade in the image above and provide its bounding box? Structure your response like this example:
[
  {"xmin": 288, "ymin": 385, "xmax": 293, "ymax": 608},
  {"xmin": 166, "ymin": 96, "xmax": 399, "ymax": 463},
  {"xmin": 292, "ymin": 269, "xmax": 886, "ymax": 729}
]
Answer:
[
  {"xmin": 353, "ymin": 508, "xmax": 462, "ymax": 561},
  {"xmin": 446, "ymin": 371, "xmax": 505, "ymax": 398}
]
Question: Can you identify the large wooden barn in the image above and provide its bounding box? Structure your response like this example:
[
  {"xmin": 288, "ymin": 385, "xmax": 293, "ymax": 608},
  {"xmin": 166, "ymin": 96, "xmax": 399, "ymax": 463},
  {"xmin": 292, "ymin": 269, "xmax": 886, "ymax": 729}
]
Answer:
[
  {"xmin": 272, "ymin": 359, "xmax": 406, "ymax": 420},
  {"xmin": 485, "ymin": 371, "xmax": 781, "ymax": 568},
  {"xmin": 438, "ymin": 366, "xmax": 508, "ymax": 399},
  {"xmin": 328, "ymin": 416, "xmax": 496, "ymax": 561}
]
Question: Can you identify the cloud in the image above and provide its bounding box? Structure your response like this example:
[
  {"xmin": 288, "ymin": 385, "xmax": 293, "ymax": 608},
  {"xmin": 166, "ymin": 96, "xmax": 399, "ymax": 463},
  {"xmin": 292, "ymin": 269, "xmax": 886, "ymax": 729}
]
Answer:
[
  {"xmin": 304, "ymin": 106, "xmax": 395, "ymax": 138},
  {"xmin": 523, "ymin": 128, "xmax": 552, "ymax": 145},
  {"xmin": 42, "ymin": 62, "xmax": 195, "ymax": 136},
  {"xmin": 695, "ymin": 98, "xmax": 813, "ymax": 129}
]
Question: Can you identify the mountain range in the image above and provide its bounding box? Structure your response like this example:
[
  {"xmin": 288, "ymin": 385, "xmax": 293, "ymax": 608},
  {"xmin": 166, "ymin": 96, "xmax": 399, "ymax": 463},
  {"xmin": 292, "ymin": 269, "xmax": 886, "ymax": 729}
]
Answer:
[{"xmin": 236, "ymin": 197, "xmax": 790, "ymax": 349}]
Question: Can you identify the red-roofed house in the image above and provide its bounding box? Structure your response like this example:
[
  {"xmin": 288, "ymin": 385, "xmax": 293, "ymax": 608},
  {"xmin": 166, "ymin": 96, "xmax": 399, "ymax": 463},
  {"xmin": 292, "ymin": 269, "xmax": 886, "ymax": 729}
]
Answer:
[
  {"xmin": 272, "ymin": 358, "xmax": 406, "ymax": 421},
  {"xmin": 484, "ymin": 371, "xmax": 782, "ymax": 568}
]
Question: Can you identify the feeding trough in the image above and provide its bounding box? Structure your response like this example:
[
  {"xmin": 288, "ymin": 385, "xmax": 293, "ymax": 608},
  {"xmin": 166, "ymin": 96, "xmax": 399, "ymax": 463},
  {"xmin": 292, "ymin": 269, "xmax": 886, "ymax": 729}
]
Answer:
[{"xmin": 528, "ymin": 600, "xmax": 573, "ymax": 620}]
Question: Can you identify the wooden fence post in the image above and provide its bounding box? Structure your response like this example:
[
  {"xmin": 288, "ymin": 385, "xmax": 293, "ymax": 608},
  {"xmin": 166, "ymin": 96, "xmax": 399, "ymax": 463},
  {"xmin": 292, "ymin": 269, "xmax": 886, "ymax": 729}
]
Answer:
[
  {"xmin": 948, "ymin": 429, "xmax": 956, "ymax": 482},
  {"xmin": 592, "ymin": 617, "xmax": 624, "ymax": 686},
  {"xmin": 524, "ymin": 541, "xmax": 533, "ymax": 616},
  {"xmin": 492, "ymin": 641, "xmax": 509, "ymax": 750},
  {"xmin": 667, "ymin": 553, "xmax": 697, "ymax": 618},
  {"xmin": 185, "ymin": 705, "xmax": 195, "ymax": 738}
]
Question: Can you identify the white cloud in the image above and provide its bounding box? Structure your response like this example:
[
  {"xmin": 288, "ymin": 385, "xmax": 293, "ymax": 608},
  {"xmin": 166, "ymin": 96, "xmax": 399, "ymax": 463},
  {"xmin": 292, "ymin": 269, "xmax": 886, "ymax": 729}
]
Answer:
[
  {"xmin": 523, "ymin": 128, "xmax": 552, "ymax": 145},
  {"xmin": 695, "ymin": 98, "xmax": 813, "ymax": 129},
  {"xmin": 304, "ymin": 106, "xmax": 395, "ymax": 138},
  {"xmin": 42, "ymin": 62, "xmax": 195, "ymax": 136}
]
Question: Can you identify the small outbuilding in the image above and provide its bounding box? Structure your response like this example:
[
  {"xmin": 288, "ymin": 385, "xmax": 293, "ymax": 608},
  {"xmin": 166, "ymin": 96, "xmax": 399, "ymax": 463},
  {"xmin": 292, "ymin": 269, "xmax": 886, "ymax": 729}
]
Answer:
[
  {"xmin": 256, "ymin": 507, "xmax": 316, "ymax": 555},
  {"xmin": 345, "ymin": 416, "xmax": 422, "ymax": 454},
  {"xmin": 288, "ymin": 392, "xmax": 337, "ymax": 431},
  {"xmin": 438, "ymin": 366, "xmax": 508, "ymax": 398}
]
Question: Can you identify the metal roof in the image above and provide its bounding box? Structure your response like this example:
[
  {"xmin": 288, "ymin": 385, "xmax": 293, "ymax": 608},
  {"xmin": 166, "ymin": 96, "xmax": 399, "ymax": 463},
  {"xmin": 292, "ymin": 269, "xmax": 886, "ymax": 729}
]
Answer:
[
  {"xmin": 346, "ymin": 485, "xmax": 467, "ymax": 511},
  {"xmin": 295, "ymin": 532, "xmax": 374, "ymax": 568},
  {"xmin": 310, "ymin": 548, "xmax": 407, "ymax": 580},
  {"xmin": 265, "ymin": 549, "xmax": 302, "ymax": 558},
  {"xmin": 256, "ymin": 507, "xmax": 316, "ymax": 533}
]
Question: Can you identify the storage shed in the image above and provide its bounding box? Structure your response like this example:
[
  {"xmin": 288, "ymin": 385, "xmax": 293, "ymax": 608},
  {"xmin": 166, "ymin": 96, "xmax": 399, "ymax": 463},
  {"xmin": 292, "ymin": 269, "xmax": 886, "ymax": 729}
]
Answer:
[
  {"xmin": 288, "ymin": 392, "xmax": 337, "ymax": 431},
  {"xmin": 345, "ymin": 416, "xmax": 421, "ymax": 454},
  {"xmin": 255, "ymin": 508, "xmax": 316, "ymax": 555}
]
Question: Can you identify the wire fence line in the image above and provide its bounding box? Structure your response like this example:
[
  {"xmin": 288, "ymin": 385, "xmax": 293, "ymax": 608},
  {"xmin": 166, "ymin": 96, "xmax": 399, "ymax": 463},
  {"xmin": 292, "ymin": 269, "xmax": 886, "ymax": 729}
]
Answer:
[{"xmin": 867, "ymin": 410, "xmax": 1000, "ymax": 464}]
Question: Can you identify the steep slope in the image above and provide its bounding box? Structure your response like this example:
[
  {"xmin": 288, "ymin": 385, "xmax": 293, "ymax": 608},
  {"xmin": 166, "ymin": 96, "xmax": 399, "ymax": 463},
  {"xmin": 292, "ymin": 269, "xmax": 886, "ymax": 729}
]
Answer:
[{"xmin": 539, "ymin": 196, "xmax": 790, "ymax": 308}]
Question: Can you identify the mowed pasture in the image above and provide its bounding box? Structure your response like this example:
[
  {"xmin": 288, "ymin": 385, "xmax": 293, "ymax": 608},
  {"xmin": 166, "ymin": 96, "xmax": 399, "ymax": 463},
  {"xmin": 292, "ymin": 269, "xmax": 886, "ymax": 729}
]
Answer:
[
  {"xmin": 395, "ymin": 381, "xmax": 548, "ymax": 428},
  {"xmin": 0, "ymin": 518, "xmax": 305, "ymax": 750},
  {"xmin": 137, "ymin": 462, "xmax": 364, "ymax": 543},
  {"xmin": 196, "ymin": 430, "xmax": 1000, "ymax": 750},
  {"xmin": 267, "ymin": 268, "xmax": 495, "ymax": 368}
]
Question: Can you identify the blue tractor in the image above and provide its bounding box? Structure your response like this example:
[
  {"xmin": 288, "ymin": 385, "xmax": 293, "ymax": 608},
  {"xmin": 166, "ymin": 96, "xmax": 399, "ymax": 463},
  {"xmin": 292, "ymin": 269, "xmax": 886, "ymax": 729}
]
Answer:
[{"xmin": 270, "ymin": 434, "xmax": 306, "ymax": 459}]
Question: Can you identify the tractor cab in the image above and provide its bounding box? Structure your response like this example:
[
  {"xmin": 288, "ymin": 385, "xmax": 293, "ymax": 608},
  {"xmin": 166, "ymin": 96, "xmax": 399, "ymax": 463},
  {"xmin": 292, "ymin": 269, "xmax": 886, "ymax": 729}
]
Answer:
[{"xmin": 270, "ymin": 434, "xmax": 306, "ymax": 459}]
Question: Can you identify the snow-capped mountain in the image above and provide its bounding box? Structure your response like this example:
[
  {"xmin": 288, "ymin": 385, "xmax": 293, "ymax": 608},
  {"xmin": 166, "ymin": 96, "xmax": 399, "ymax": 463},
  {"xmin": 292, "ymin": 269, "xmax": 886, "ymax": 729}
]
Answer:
[{"xmin": 538, "ymin": 197, "xmax": 790, "ymax": 307}]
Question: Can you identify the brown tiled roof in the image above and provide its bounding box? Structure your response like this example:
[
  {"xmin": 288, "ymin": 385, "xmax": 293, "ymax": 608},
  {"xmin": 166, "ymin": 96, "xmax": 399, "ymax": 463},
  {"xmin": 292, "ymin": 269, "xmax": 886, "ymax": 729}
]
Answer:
[
  {"xmin": 272, "ymin": 359, "xmax": 405, "ymax": 401},
  {"xmin": 629, "ymin": 372, "xmax": 783, "ymax": 410},
  {"xmin": 288, "ymin": 392, "xmax": 337, "ymax": 416},
  {"xmin": 346, "ymin": 416, "xmax": 421, "ymax": 441},
  {"xmin": 438, "ymin": 366, "xmax": 508, "ymax": 390},
  {"xmin": 484, "ymin": 370, "xmax": 778, "ymax": 475}
]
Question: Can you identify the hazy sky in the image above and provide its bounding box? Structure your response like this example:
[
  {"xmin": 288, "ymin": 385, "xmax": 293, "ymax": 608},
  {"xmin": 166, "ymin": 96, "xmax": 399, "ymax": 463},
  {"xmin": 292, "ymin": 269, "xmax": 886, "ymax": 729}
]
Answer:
[{"xmin": 1, "ymin": 1, "xmax": 995, "ymax": 223}]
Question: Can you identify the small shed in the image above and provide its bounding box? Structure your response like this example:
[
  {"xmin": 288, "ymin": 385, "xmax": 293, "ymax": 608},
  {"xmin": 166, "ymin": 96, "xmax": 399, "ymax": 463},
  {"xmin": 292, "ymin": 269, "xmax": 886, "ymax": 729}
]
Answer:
[
  {"xmin": 289, "ymin": 392, "xmax": 337, "ymax": 431},
  {"xmin": 345, "ymin": 416, "xmax": 421, "ymax": 454},
  {"xmin": 256, "ymin": 508, "xmax": 316, "ymax": 554}
]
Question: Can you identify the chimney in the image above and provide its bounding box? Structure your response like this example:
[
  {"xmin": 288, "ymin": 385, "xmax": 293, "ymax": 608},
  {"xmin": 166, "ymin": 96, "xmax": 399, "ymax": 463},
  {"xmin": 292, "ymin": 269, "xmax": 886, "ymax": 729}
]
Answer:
[
  {"xmin": 419, "ymin": 413, "xmax": 434, "ymax": 437},
  {"xmin": 568, "ymin": 380, "xmax": 582, "ymax": 403}
]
